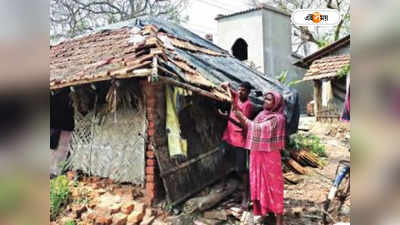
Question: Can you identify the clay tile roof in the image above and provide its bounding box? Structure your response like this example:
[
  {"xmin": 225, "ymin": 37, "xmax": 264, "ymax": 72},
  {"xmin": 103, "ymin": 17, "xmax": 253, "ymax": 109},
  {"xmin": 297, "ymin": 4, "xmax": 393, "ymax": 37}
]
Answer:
[
  {"xmin": 303, "ymin": 54, "xmax": 350, "ymax": 80},
  {"xmin": 50, "ymin": 28, "xmax": 135, "ymax": 88},
  {"xmin": 49, "ymin": 18, "xmax": 228, "ymax": 90},
  {"xmin": 294, "ymin": 35, "xmax": 350, "ymax": 69},
  {"xmin": 49, "ymin": 17, "xmax": 300, "ymax": 134}
]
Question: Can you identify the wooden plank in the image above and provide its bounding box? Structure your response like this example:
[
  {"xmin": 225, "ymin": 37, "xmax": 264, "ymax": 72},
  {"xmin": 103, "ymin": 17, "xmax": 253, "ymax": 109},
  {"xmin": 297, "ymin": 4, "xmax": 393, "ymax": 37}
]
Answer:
[
  {"xmin": 170, "ymin": 167, "xmax": 234, "ymax": 206},
  {"xmin": 313, "ymin": 81, "xmax": 320, "ymax": 117},
  {"xmin": 159, "ymin": 76, "xmax": 229, "ymax": 102},
  {"xmin": 110, "ymin": 61, "xmax": 152, "ymax": 76},
  {"xmin": 50, "ymin": 69, "xmax": 152, "ymax": 90},
  {"xmin": 160, "ymin": 148, "xmax": 219, "ymax": 177},
  {"xmin": 150, "ymin": 56, "xmax": 158, "ymax": 81}
]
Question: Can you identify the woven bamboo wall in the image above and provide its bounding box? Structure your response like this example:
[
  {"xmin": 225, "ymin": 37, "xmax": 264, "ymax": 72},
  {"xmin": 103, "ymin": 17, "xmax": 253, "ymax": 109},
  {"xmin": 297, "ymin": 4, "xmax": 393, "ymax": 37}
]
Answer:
[{"xmin": 68, "ymin": 101, "xmax": 147, "ymax": 184}]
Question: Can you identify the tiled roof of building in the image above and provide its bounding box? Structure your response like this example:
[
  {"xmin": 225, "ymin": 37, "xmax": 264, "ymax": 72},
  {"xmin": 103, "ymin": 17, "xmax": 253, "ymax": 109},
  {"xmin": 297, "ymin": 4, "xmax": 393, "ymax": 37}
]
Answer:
[
  {"xmin": 294, "ymin": 35, "xmax": 350, "ymax": 69},
  {"xmin": 303, "ymin": 54, "xmax": 350, "ymax": 80},
  {"xmin": 49, "ymin": 17, "xmax": 290, "ymax": 99},
  {"xmin": 49, "ymin": 17, "xmax": 300, "ymax": 134}
]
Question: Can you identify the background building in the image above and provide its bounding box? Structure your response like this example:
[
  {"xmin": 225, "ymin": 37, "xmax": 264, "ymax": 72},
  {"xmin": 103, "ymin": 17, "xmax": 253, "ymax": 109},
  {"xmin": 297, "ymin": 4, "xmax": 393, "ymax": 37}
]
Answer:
[{"xmin": 215, "ymin": 6, "xmax": 312, "ymax": 113}]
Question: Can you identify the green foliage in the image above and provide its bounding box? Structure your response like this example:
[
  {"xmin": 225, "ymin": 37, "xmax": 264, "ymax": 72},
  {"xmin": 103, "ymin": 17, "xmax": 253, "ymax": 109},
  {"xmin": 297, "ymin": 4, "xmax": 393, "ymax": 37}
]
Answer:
[
  {"xmin": 276, "ymin": 71, "xmax": 289, "ymax": 84},
  {"xmin": 50, "ymin": 175, "xmax": 70, "ymax": 221},
  {"xmin": 64, "ymin": 220, "xmax": 76, "ymax": 225},
  {"xmin": 316, "ymin": 34, "xmax": 332, "ymax": 48},
  {"xmin": 337, "ymin": 64, "xmax": 350, "ymax": 78},
  {"xmin": 287, "ymin": 133, "xmax": 327, "ymax": 158},
  {"xmin": 317, "ymin": 39, "xmax": 331, "ymax": 48},
  {"xmin": 276, "ymin": 71, "xmax": 303, "ymax": 87}
]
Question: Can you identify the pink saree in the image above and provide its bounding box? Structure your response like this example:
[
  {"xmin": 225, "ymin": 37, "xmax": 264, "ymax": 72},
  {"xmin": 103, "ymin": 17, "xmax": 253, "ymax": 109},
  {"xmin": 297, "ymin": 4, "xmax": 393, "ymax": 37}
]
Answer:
[{"xmin": 244, "ymin": 91, "xmax": 286, "ymax": 215}]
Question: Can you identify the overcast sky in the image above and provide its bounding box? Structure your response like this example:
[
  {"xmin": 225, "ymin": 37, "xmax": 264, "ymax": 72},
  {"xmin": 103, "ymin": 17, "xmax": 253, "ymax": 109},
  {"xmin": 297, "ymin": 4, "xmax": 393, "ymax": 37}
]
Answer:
[{"xmin": 181, "ymin": 0, "xmax": 253, "ymax": 38}]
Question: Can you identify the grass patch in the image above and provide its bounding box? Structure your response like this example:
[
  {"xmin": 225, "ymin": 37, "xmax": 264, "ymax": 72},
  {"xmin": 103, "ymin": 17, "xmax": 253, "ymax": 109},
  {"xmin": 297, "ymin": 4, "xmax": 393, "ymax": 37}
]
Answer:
[
  {"xmin": 64, "ymin": 220, "xmax": 76, "ymax": 225},
  {"xmin": 50, "ymin": 175, "xmax": 70, "ymax": 221}
]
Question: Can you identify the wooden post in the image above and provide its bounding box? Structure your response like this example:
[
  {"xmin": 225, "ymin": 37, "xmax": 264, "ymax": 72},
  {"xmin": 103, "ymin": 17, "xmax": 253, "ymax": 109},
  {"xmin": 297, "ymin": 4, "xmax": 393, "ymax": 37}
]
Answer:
[
  {"xmin": 150, "ymin": 56, "xmax": 159, "ymax": 82},
  {"xmin": 313, "ymin": 80, "xmax": 320, "ymax": 121}
]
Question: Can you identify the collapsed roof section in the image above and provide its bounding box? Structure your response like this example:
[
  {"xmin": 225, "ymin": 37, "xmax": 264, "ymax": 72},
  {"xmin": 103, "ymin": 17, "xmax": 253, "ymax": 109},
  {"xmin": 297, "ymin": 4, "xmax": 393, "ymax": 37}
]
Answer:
[{"xmin": 50, "ymin": 17, "xmax": 299, "ymax": 134}]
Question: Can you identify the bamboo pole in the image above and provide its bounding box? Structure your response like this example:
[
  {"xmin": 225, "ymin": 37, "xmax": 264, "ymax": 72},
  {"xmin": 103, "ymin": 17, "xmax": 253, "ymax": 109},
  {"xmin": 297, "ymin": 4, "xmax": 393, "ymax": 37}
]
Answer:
[{"xmin": 158, "ymin": 76, "xmax": 229, "ymax": 103}]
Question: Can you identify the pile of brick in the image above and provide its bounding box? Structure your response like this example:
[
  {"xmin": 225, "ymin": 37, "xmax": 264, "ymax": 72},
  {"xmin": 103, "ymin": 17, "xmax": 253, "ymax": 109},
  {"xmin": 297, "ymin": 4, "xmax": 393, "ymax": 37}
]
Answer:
[{"xmin": 53, "ymin": 172, "xmax": 166, "ymax": 225}]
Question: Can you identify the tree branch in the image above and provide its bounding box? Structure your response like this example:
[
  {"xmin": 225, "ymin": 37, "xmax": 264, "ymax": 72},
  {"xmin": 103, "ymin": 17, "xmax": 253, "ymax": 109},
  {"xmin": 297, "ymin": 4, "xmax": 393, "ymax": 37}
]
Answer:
[
  {"xmin": 334, "ymin": 5, "xmax": 350, "ymax": 40},
  {"xmin": 326, "ymin": 0, "xmax": 335, "ymax": 9},
  {"xmin": 71, "ymin": 0, "xmax": 129, "ymax": 18}
]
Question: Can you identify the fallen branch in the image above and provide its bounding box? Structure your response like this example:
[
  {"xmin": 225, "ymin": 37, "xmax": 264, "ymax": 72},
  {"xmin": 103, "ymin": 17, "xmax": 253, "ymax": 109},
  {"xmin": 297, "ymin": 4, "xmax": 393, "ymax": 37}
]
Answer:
[
  {"xmin": 183, "ymin": 179, "xmax": 239, "ymax": 214},
  {"xmin": 286, "ymin": 158, "xmax": 306, "ymax": 175}
]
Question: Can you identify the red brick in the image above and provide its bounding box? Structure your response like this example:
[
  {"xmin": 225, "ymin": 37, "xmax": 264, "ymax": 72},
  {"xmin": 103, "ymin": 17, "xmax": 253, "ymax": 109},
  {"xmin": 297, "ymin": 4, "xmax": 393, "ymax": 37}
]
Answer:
[
  {"xmin": 104, "ymin": 178, "xmax": 114, "ymax": 185},
  {"xmin": 145, "ymin": 166, "xmax": 155, "ymax": 175},
  {"xmin": 146, "ymin": 98, "xmax": 157, "ymax": 106},
  {"xmin": 66, "ymin": 171, "xmax": 77, "ymax": 181},
  {"xmin": 146, "ymin": 159, "xmax": 156, "ymax": 167},
  {"xmin": 146, "ymin": 182, "xmax": 155, "ymax": 192},
  {"xmin": 146, "ymin": 175, "xmax": 154, "ymax": 182},
  {"xmin": 145, "ymin": 196, "xmax": 154, "ymax": 207},
  {"xmin": 148, "ymin": 121, "xmax": 155, "ymax": 129},
  {"xmin": 90, "ymin": 176, "xmax": 101, "ymax": 183},
  {"xmin": 87, "ymin": 212, "xmax": 96, "ymax": 221},
  {"xmin": 95, "ymin": 214, "xmax": 112, "ymax": 225},
  {"xmin": 127, "ymin": 206, "xmax": 145, "ymax": 224},
  {"xmin": 92, "ymin": 182, "xmax": 103, "ymax": 189},
  {"xmin": 147, "ymin": 144, "xmax": 154, "ymax": 151},
  {"xmin": 110, "ymin": 204, "xmax": 121, "ymax": 214},
  {"xmin": 146, "ymin": 112, "xmax": 155, "ymax": 121},
  {"xmin": 146, "ymin": 190, "xmax": 155, "ymax": 199},
  {"xmin": 147, "ymin": 127, "xmax": 155, "ymax": 136},
  {"xmin": 92, "ymin": 182, "xmax": 100, "ymax": 189},
  {"xmin": 121, "ymin": 202, "xmax": 135, "ymax": 215},
  {"xmin": 146, "ymin": 106, "xmax": 155, "ymax": 113},
  {"xmin": 88, "ymin": 199, "xmax": 99, "ymax": 209},
  {"xmin": 146, "ymin": 151, "xmax": 155, "ymax": 159}
]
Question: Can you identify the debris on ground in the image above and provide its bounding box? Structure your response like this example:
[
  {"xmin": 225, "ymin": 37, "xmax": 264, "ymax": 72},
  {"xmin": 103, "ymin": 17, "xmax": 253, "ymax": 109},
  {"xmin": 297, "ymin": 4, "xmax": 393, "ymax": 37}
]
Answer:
[
  {"xmin": 183, "ymin": 179, "xmax": 239, "ymax": 214},
  {"xmin": 53, "ymin": 116, "xmax": 350, "ymax": 225}
]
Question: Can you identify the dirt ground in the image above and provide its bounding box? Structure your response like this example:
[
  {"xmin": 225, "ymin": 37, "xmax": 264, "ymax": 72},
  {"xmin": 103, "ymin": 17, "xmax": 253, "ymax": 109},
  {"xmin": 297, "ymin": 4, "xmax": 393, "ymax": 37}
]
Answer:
[
  {"xmin": 283, "ymin": 122, "xmax": 350, "ymax": 225},
  {"xmin": 53, "ymin": 119, "xmax": 350, "ymax": 225}
]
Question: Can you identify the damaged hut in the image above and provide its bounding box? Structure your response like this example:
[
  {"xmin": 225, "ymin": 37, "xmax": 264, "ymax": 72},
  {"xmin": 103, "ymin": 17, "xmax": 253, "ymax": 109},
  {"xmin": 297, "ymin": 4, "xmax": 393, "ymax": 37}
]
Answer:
[
  {"xmin": 50, "ymin": 17, "xmax": 299, "ymax": 206},
  {"xmin": 295, "ymin": 35, "xmax": 350, "ymax": 122}
]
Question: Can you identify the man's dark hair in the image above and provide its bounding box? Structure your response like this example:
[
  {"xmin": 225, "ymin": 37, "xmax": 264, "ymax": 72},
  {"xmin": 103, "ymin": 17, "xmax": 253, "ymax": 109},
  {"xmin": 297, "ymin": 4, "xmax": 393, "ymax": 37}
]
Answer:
[{"xmin": 239, "ymin": 81, "xmax": 252, "ymax": 91}]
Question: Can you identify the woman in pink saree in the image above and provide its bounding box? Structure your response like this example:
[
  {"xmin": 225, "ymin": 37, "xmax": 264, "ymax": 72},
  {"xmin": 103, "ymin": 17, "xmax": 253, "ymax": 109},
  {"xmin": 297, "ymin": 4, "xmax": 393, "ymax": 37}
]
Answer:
[{"xmin": 232, "ymin": 91, "xmax": 286, "ymax": 225}]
